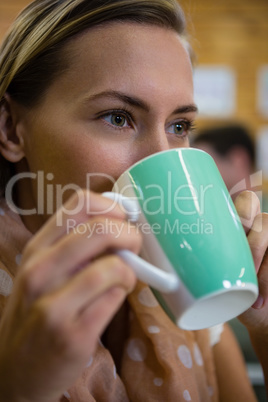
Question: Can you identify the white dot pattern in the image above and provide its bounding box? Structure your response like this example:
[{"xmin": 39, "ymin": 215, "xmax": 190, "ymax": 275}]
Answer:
[
  {"xmin": 148, "ymin": 325, "xmax": 160, "ymax": 334},
  {"xmin": 86, "ymin": 356, "xmax": 93, "ymax": 367},
  {"xmin": 127, "ymin": 338, "xmax": 147, "ymax": 362},
  {"xmin": 153, "ymin": 377, "xmax": 163, "ymax": 386},
  {"xmin": 63, "ymin": 391, "xmax": 71, "ymax": 400},
  {"xmin": 15, "ymin": 254, "xmax": 22, "ymax": 265},
  {"xmin": 208, "ymin": 386, "xmax": 214, "ymax": 396},
  {"xmin": 177, "ymin": 345, "xmax": 192, "ymax": 369},
  {"xmin": 138, "ymin": 288, "xmax": 158, "ymax": 307},
  {"xmin": 209, "ymin": 323, "xmax": 224, "ymax": 346},
  {"xmin": 0, "ymin": 269, "xmax": 13, "ymax": 296},
  {"xmin": 183, "ymin": 389, "xmax": 191, "ymax": 400},
  {"xmin": 193, "ymin": 343, "xmax": 203, "ymax": 366}
]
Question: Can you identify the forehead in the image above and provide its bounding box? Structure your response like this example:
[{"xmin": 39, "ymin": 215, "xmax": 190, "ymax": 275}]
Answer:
[{"xmin": 48, "ymin": 22, "xmax": 194, "ymax": 104}]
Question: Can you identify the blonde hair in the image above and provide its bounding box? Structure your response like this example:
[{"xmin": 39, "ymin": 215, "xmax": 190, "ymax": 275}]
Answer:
[{"xmin": 0, "ymin": 0, "xmax": 187, "ymax": 191}]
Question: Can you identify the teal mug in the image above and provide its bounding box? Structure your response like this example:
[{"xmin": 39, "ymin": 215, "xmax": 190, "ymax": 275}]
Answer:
[{"xmin": 103, "ymin": 148, "xmax": 258, "ymax": 330}]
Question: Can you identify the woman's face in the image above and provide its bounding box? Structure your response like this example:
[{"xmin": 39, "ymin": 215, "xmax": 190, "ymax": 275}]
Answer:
[{"xmin": 14, "ymin": 22, "xmax": 197, "ymax": 226}]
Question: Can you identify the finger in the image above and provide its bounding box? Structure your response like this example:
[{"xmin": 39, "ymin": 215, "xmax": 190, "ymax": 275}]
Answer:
[
  {"xmin": 7, "ymin": 284, "xmax": 130, "ymax": 395},
  {"xmin": 76, "ymin": 286, "xmax": 128, "ymax": 345},
  {"xmin": 23, "ymin": 190, "xmax": 126, "ymax": 256},
  {"xmin": 21, "ymin": 218, "xmax": 141, "ymax": 295},
  {"xmin": 251, "ymin": 251, "xmax": 268, "ymax": 309},
  {"xmin": 31, "ymin": 286, "xmax": 129, "ymax": 372},
  {"xmin": 35, "ymin": 255, "xmax": 136, "ymax": 337},
  {"xmin": 247, "ymin": 213, "xmax": 268, "ymax": 271},
  {"xmin": 234, "ymin": 191, "xmax": 261, "ymax": 234},
  {"xmin": 246, "ymin": 213, "xmax": 268, "ymax": 310}
]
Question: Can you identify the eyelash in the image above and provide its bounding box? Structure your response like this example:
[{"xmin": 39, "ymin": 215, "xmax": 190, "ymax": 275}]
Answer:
[
  {"xmin": 97, "ymin": 109, "xmax": 195, "ymax": 138},
  {"xmin": 167, "ymin": 119, "xmax": 196, "ymax": 138},
  {"xmin": 97, "ymin": 109, "xmax": 134, "ymax": 130}
]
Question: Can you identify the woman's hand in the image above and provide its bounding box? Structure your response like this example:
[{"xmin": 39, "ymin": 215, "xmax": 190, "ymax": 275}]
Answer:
[
  {"xmin": 234, "ymin": 190, "xmax": 268, "ymax": 333},
  {"xmin": 0, "ymin": 190, "xmax": 141, "ymax": 402},
  {"xmin": 234, "ymin": 190, "xmax": 268, "ymax": 396}
]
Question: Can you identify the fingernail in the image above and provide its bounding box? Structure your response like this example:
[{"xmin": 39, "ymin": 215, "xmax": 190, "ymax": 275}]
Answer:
[{"xmin": 252, "ymin": 295, "xmax": 264, "ymax": 309}]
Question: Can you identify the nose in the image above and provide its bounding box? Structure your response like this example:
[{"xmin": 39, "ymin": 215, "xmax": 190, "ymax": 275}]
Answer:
[{"xmin": 136, "ymin": 128, "xmax": 170, "ymax": 161}]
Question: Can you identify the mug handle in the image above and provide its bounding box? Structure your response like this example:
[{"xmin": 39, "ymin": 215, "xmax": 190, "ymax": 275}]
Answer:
[{"xmin": 102, "ymin": 192, "xmax": 180, "ymax": 293}]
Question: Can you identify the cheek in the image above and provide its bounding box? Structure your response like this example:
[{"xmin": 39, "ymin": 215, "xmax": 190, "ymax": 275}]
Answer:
[
  {"xmin": 84, "ymin": 146, "xmax": 135, "ymax": 193},
  {"xmin": 22, "ymin": 117, "xmax": 137, "ymax": 194},
  {"xmin": 49, "ymin": 140, "xmax": 135, "ymax": 194}
]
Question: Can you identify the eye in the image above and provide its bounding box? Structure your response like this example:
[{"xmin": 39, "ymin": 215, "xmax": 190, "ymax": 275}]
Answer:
[
  {"xmin": 102, "ymin": 111, "xmax": 131, "ymax": 128},
  {"xmin": 167, "ymin": 120, "xmax": 193, "ymax": 137}
]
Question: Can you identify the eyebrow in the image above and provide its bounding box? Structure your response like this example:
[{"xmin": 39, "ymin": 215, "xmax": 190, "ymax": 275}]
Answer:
[
  {"xmin": 173, "ymin": 104, "xmax": 199, "ymax": 115},
  {"xmin": 85, "ymin": 90, "xmax": 198, "ymax": 115}
]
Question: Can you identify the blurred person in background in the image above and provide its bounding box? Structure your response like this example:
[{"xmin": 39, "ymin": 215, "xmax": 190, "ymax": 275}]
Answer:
[{"xmin": 192, "ymin": 124, "xmax": 268, "ymax": 212}]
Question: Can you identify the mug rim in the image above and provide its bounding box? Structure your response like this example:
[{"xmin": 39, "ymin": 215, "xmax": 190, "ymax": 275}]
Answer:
[{"xmin": 126, "ymin": 147, "xmax": 210, "ymax": 173}]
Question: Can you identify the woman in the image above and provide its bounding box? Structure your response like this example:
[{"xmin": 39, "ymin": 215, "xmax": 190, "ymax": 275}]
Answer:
[{"xmin": 0, "ymin": 0, "xmax": 267, "ymax": 400}]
